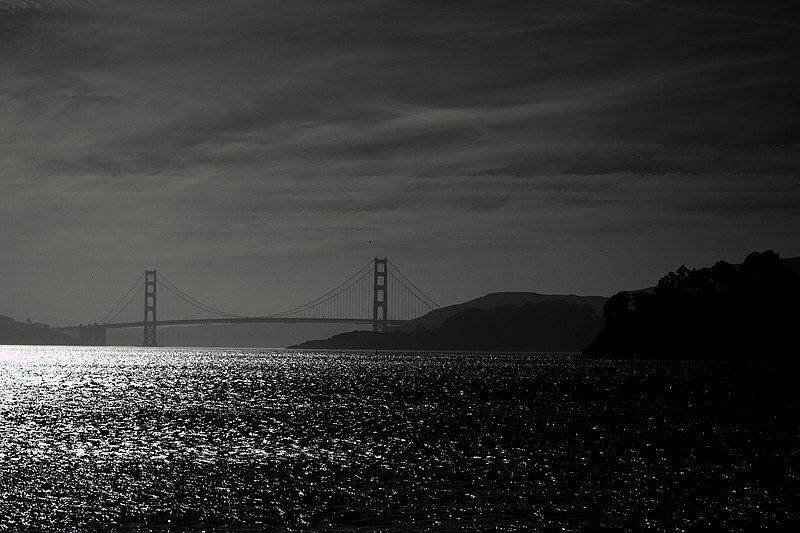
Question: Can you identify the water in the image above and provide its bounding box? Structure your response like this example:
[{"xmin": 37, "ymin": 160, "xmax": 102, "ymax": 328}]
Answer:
[{"xmin": 0, "ymin": 346, "xmax": 797, "ymax": 532}]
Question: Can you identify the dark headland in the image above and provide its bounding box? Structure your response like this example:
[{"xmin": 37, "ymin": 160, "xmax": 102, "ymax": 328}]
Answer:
[{"xmin": 583, "ymin": 250, "xmax": 800, "ymax": 361}]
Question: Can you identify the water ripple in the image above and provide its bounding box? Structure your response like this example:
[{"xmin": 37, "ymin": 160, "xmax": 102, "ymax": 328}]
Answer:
[{"xmin": 0, "ymin": 347, "xmax": 797, "ymax": 531}]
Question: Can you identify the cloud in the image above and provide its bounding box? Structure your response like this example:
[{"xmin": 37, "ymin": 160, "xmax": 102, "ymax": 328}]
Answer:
[
  {"xmin": 0, "ymin": 0, "xmax": 101, "ymax": 12},
  {"xmin": 600, "ymin": 0, "xmax": 800, "ymax": 29},
  {"xmin": 1, "ymin": 0, "xmax": 799, "ymax": 323}
]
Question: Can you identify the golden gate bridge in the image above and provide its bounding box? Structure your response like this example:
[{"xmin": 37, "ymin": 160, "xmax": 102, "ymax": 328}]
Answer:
[{"xmin": 53, "ymin": 258, "xmax": 439, "ymax": 346}]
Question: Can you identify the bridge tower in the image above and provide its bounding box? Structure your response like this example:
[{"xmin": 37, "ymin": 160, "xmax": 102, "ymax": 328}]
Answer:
[
  {"xmin": 373, "ymin": 257, "xmax": 388, "ymax": 332},
  {"xmin": 143, "ymin": 269, "xmax": 157, "ymax": 346}
]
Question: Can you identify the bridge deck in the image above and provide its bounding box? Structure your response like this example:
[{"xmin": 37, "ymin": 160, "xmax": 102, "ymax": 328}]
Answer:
[{"xmin": 54, "ymin": 317, "xmax": 408, "ymax": 331}]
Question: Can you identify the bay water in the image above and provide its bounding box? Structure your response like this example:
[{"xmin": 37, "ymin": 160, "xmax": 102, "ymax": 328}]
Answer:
[{"xmin": 0, "ymin": 346, "xmax": 797, "ymax": 531}]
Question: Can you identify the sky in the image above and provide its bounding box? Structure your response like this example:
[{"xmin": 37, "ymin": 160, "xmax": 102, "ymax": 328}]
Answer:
[{"xmin": 1, "ymin": 0, "xmax": 799, "ymax": 331}]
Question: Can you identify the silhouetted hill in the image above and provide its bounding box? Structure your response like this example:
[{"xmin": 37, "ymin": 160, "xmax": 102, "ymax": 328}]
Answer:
[
  {"xmin": 291, "ymin": 300, "xmax": 603, "ymax": 352},
  {"xmin": 583, "ymin": 251, "xmax": 800, "ymax": 361},
  {"xmin": 0, "ymin": 315, "xmax": 78, "ymax": 345},
  {"xmin": 401, "ymin": 291, "xmax": 606, "ymax": 331}
]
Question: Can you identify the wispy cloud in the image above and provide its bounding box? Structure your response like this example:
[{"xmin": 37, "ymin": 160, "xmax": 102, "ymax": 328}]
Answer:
[
  {"xmin": 1, "ymin": 0, "xmax": 799, "ymax": 322},
  {"xmin": 599, "ymin": 0, "xmax": 800, "ymax": 29},
  {"xmin": 0, "ymin": 0, "xmax": 102, "ymax": 13}
]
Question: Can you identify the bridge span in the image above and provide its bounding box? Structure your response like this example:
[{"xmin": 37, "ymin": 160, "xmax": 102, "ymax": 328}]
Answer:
[{"xmin": 54, "ymin": 258, "xmax": 437, "ymax": 346}]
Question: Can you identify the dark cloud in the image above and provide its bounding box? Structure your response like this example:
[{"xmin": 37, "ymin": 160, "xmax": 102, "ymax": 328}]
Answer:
[
  {"xmin": 1, "ymin": 0, "xmax": 799, "ymax": 324},
  {"xmin": 602, "ymin": 1, "xmax": 800, "ymax": 29},
  {"xmin": 0, "ymin": 0, "xmax": 101, "ymax": 12}
]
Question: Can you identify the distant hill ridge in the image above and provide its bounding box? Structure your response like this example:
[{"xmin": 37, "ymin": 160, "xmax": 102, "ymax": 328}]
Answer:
[
  {"xmin": 0, "ymin": 315, "xmax": 78, "ymax": 345},
  {"xmin": 400, "ymin": 291, "xmax": 607, "ymax": 331},
  {"xmin": 292, "ymin": 299, "xmax": 603, "ymax": 351}
]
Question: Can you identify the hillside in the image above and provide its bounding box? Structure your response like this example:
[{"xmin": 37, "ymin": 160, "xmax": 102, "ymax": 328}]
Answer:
[
  {"xmin": 400, "ymin": 291, "xmax": 606, "ymax": 331},
  {"xmin": 0, "ymin": 315, "xmax": 78, "ymax": 345},
  {"xmin": 292, "ymin": 299, "xmax": 603, "ymax": 352},
  {"xmin": 583, "ymin": 251, "xmax": 800, "ymax": 361}
]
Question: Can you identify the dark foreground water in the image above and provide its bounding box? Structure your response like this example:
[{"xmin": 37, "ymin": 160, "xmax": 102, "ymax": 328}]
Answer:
[{"xmin": 0, "ymin": 347, "xmax": 797, "ymax": 532}]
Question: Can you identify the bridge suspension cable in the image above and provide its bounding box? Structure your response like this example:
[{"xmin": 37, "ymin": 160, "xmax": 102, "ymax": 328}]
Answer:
[
  {"xmin": 264, "ymin": 258, "xmax": 440, "ymax": 322},
  {"xmin": 386, "ymin": 259, "xmax": 440, "ymax": 317},
  {"xmin": 266, "ymin": 259, "xmax": 375, "ymax": 320},
  {"xmin": 99, "ymin": 271, "xmax": 145, "ymax": 324},
  {"xmin": 93, "ymin": 257, "xmax": 439, "ymax": 328},
  {"xmin": 97, "ymin": 271, "xmax": 245, "ymax": 325},
  {"xmin": 157, "ymin": 272, "xmax": 245, "ymax": 320}
]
